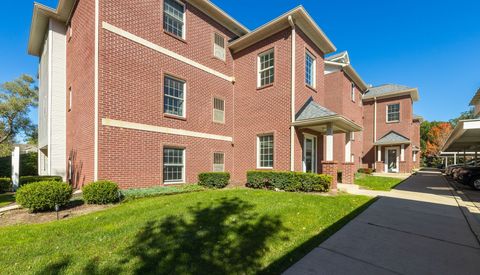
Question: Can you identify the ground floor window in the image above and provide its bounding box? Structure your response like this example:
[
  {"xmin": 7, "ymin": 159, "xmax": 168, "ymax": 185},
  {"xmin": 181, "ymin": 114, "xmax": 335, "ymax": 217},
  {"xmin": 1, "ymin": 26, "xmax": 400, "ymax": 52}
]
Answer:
[
  {"xmin": 163, "ymin": 147, "xmax": 185, "ymax": 183},
  {"xmin": 213, "ymin": 152, "xmax": 225, "ymax": 172},
  {"xmin": 257, "ymin": 134, "xmax": 274, "ymax": 168}
]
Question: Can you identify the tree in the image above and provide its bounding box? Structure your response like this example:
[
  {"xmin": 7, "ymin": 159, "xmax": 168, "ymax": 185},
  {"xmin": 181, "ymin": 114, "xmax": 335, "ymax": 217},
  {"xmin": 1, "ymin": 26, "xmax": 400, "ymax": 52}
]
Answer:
[
  {"xmin": 0, "ymin": 75, "xmax": 38, "ymax": 144},
  {"xmin": 450, "ymin": 107, "xmax": 475, "ymax": 127},
  {"xmin": 425, "ymin": 122, "xmax": 452, "ymax": 156}
]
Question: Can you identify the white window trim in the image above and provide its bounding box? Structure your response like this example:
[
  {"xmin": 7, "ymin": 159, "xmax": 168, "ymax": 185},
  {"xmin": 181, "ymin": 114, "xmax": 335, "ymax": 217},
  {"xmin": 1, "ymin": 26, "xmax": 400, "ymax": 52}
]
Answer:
[
  {"xmin": 257, "ymin": 134, "xmax": 274, "ymax": 169},
  {"xmin": 164, "ymin": 75, "xmax": 187, "ymax": 118},
  {"xmin": 213, "ymin": 152, "xmax": 225, "ymax": 172},
  {"xmin": 212, "ymin": 97, "xmax": 225, "ymax": 124},
  {"xmin": 305, "ymin": 50, "xmax": 316, "ymax": 88},
  {"xmin": 164, "ymin": 0, "xmax": 186, "ymax": 40},
  {"xmin": 351, "ymin": 83, "xmax": 356, "ymax": 102},
  {"xmin": 213, "ymin": 32, "xmax": 226, "ymax": 61},
  {"xmin": 302, "ymin": 133, "xmax": 317, "ymax": 173},
  {"xmin": 257, "ymin": 49, "xmax": 274, "ymax": 88},
  {"xmin": 386, "ymin": 103, "xmax": 400, "ymax": 123},
  {"xmin": 163, "ymin": 147, "xmax": 186, "ymax": 184}
]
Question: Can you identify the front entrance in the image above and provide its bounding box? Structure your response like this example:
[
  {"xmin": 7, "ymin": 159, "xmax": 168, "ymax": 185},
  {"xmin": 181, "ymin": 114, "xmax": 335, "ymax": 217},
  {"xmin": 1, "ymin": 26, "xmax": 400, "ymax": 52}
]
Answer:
[
  {"xmin": 385, "ymin": 147, "xmax": 399, "ymax": 173},
  {"xmin": 303, "ymin": 135, "xmax": 317, "ymax": 173}
]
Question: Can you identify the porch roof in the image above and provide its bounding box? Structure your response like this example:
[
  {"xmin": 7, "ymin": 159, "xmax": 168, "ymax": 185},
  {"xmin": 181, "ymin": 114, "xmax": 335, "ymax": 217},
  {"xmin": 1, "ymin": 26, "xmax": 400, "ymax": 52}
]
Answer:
[
  {"xmin": 293, "ymin": 99, "xmax": 362, "ymax": 133},
  {"xmin": 441, "ymin": 119, "xmax": 480, "ymax": 152},
  {"xmin": 374, "ymin": 131, "xmax": 411, "ymax": 146}
]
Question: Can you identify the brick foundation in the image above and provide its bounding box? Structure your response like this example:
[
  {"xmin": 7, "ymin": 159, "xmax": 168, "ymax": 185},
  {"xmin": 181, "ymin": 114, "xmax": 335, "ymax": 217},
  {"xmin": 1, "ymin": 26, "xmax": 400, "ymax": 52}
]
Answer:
[
  {"xmin": 375, "ymin": 161, "xmax": 384, "ymax": 173},
  {"xmin": 322, "ymin": 161, "xmax": 338, "ymax": 190},
  {"xmin": 342, "ymin": 162, "xmax": 355, "ymax": 184}
]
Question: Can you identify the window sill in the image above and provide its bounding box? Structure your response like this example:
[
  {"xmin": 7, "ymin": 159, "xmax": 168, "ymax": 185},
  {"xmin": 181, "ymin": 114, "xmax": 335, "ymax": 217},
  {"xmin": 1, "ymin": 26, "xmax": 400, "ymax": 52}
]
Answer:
[
  {"xmin": 306, "ymin": 84, "xmax": 317, "ymax": 92},
  {"xmin": 213, "ymin": 120, "xmax": 226, "ymax": 125},
  {"xmin": 386, "ymin": 120, "xmax": 400, "ymax": 124},
  {"xmin": 164, "ymin": 30, "xmax": 187, "ymax": 44},
  {"xmin": 256, "ymin": 167, "xmax": 273, "ymax": 170},
  {"xmin": 257, "ymin": 84, "xmax": 274, "ymax": 91},
  {"xmin": 164, "ymin": 113, "xmax": 187, "ymax": 121},
  {"xmin": 164, "ymin": 181, "xmax": 185, "ymax": 185}
]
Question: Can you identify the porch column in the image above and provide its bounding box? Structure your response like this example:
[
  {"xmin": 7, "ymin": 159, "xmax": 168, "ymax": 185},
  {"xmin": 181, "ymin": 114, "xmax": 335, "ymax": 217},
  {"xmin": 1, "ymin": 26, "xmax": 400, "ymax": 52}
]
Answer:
[
  {"xmin": 377, "ymin": 145, "xmax": 382, "ymax": 161},
  {"xmin": 345, "ymin": 132, "xmax": 352, "ymax": 163},
  {"xmin": 342, "ymin": 132, "xmax": 355, "ymax": 184},
  {"xmin": 476, "ymin": 151, "xmax": 478, "ymax": 161},
  {"xmin": 445, "ymin": 157, "xmax": 448, "ymax": 168},
  {"xmin": 326, "ymin": 123, "xmax": 334, "ymax": 161},
  {"xmin": 464, "ymin": 149, "xmax": 467, "ymax": 167},
  {"xmin": 400, "ymin": 144, "xmax": 405, "ymax": 161},
  {"xmin": 376, "ymin": 145, "xmax": 384, "ymax": 173},
  {"xmin": 454, "ymin": 153, "xmax": 457, "ymax": 165}
]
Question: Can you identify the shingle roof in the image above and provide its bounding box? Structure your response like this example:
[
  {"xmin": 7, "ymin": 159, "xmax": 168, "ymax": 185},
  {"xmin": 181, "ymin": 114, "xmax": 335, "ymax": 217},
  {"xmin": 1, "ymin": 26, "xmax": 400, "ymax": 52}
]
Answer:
[
  {"xmin": 364, "ymin": 84, "xmax": 413, "ymax": 98},
  {"xmin": 296, "ymin": 98, "xmax": 337, "ymax": 121},
  {"xmin": 374, "ymin": 131, "xmax": 411, "ymax": 145}
]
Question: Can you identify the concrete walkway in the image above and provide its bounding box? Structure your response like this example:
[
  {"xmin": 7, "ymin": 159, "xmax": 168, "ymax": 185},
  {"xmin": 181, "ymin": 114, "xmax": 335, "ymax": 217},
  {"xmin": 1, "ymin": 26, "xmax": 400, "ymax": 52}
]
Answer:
[{"xmin": 285, "ymin": 171, "xmax": 480, "ymax": 275}]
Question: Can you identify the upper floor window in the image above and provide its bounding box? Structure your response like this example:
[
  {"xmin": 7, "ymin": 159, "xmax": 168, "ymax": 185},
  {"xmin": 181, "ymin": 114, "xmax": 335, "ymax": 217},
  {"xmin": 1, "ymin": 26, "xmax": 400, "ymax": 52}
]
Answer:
[
  {"xmin": 258, "ymin": 49, "xmax": 274, "ymax": 87},
  {"xmin": 351, "ymin": 83, "xmax": 356, "ymax": 102},
  {"xmin": 213, "ymin": 33, "xmax": 226, "ymax": 61},
  {"xmin": 164, "ymin": 76, "xmax": 185, "ymax": 117},
  {"xmin": 213, "ymin": 152, "xmax": 225, "ymax": 172},
  {"xmin": 305, "ymin": 51, "xmax": 316, "ymax": 88},
  {"xmin": 163, "ymin": 0, "xmax": 185, "ymax": 39},
  {"xmin": 257, "ymin": 134, "xmax": 274, "ymax": 168},
  {"xmin": 387, "ymin": 103, "xmax": 400, "ymax": 122},
  {"xmin": 213, "ymin": 97, "xmax": 225, "ymax": 123}
]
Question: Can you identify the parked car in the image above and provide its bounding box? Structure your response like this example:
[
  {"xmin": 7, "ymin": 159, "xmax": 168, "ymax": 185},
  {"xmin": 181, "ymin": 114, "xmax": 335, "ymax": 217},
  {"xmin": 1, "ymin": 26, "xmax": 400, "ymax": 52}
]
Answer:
[{"xmin": 456, "ymin": 167, "xmax": 480, "ymax": 190}]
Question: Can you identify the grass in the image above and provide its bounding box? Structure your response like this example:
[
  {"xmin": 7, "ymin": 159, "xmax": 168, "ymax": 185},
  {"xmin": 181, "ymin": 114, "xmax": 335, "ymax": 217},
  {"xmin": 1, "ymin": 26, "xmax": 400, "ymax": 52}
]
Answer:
[
  {"xmin": 0, "ymin": 189, "xmax": 373, "ymax": 274},
  {"xmin": 0, "ymin": 193, "xmax": 15, "ymax": 207},
  {"xmin": 121, "ymin": 184, "xmax": 205, "ymax": 199},
  {"xmin": 355, "ymin": 173, "xmax": 404, "ymax": 191}
]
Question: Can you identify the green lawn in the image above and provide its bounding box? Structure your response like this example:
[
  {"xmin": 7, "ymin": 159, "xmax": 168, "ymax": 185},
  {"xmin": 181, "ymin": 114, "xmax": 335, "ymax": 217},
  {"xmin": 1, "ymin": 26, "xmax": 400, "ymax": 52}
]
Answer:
[
  {"xmin": 0, "ymin": 189, "xmax": 373, "ymax": 274},
  {"xmin": 355, "ymin": 174, "xmax": 404, "ymax": 191},
  {"xmin": 0, "ymin": 193, "xmax": 15, "ymax": 207}
]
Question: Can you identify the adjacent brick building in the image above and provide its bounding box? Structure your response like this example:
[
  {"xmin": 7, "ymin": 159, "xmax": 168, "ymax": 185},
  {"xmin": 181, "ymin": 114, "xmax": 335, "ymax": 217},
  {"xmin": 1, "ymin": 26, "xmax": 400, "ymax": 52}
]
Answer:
[{"xmin": 28, "ymin": 0, "xmax": 421, "ymax": 189}]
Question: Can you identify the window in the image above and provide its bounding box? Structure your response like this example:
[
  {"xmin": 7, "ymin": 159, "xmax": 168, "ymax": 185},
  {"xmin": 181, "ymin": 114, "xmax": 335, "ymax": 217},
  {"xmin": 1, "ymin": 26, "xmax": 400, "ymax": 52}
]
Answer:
[
  {"xmin": 164, "ymin": 76, "xmax": 185, "ymax": 117},
  {"xmin": 351, "ymin": 83, "xmax": 356, "ymax": 102},
  {"xmin": 213, "ymin": 98, "xmax": 225, "ymax": 123},
  {"xmin": 163, "ymin": 0, "xmax": 185, "ymax": 38},
  {"xmin": 387, "ymin": 103, "xmax": 400, "ymax": 122},
  {"xmin": 258, "ymin": 49, "xmax": 274, "ymax": 87},
  {"xmin": 163, "ymin": 147, "xmax": 185, "ymax": 183},
  {"xmin": 68, "ymin": 86, "xmax": 72, "ymax": 111},
  {"xmin": 213, "ymin": 152, "xmax": 224, "ymax": 172},
  {"xmin": 213, "ymin": 33, "xmax": 226, "ymax": 61},
  {"xmin": 305, "ymin": 51, "xmax": 316, "ymax": 87},
  {"xmin": 257, "ymin": 135, "xmax": 274, "ymax": 168}
]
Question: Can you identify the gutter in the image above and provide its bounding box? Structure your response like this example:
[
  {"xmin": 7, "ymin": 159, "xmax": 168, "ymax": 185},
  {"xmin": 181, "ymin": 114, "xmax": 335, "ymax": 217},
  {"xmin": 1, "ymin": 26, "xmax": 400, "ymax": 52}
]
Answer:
[{"xmin": 288, "ymin": 15, "xmax": 296, "ymax": 171}]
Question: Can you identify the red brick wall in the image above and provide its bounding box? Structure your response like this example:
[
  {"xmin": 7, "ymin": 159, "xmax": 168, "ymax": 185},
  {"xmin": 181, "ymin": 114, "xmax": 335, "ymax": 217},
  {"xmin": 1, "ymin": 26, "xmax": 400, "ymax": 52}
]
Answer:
[{"xmin": 66, "ymin": 0, "xmax": 96, "ymax": 188}]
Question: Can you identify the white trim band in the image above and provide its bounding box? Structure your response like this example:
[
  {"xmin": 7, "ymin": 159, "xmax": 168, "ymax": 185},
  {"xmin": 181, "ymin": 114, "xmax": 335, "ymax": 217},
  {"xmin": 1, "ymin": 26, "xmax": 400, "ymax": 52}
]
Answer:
[
  {"xmin": 102, "ymin": 118, "xmax": 233, "ymax": 142},
  {"xmin": 102, "ymin": 22, "xmax": 234, "ymax": 83}
]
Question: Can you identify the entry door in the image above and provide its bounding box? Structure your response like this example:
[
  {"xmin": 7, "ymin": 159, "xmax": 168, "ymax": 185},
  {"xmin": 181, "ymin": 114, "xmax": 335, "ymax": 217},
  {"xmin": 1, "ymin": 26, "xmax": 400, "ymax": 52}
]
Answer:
[
  {"xmin": 385, "ymin": 147, "xmax": 399, "ymax": 173},
  {"xmin": 303, "ymin": 135, "xmax": 317, "ymax": 173}
]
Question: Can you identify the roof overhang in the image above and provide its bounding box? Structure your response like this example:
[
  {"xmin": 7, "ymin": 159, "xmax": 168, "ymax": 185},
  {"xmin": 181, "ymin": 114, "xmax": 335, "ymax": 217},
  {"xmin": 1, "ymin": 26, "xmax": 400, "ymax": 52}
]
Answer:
[
  {"xmin": 292, "ymin": 115, "xmax": 362, "ymax": 134},
  {"xmin": 442, "ymin": 119, "xmax": 480, "ymax": 152},
  {"xmin": 28, "ymin": 0, "xmax": 76, "ymax": 56},
  {"xmin": 325, "ymin": 60, "xmax": 368, "ymax": 92},
  {"xmin": 363, "ymin": 88, "xmax": 420, "ymax": 102},
  {"xmin": 374, "ymin": 140, "xmax": 411, "ymax": 146},
  {"xmin": 469, "ymin": 88, "xmax": 480, "ymax": 106},
  {"xmin": 187, "ymin": 0, "xmax": 249, "ymax": 37},
  {"xmin": 229, "ymin": 6, "xmax": 336, "ymax": 54}
]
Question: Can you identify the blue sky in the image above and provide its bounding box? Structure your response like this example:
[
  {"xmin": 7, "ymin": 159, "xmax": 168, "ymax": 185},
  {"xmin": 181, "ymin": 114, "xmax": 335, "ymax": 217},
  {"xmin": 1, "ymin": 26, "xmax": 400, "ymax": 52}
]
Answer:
[{"xmin": 1, "ymin": 0, "xmax": 479, "ymax": 123}]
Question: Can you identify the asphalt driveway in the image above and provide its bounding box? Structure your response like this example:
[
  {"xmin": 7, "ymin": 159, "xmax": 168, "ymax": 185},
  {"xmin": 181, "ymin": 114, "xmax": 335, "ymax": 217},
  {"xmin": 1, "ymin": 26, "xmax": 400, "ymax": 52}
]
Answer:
[{"xmin": 285, "ymin": 171, "xmax": 480, "ymax": 275}]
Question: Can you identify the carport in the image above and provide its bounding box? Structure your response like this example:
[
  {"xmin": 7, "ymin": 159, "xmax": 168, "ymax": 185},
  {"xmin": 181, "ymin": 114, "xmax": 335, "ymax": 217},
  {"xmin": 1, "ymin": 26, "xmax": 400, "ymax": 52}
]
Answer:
[{"xmin": 441, "ymin": 119, "xmax": 480, "ymax": 166}]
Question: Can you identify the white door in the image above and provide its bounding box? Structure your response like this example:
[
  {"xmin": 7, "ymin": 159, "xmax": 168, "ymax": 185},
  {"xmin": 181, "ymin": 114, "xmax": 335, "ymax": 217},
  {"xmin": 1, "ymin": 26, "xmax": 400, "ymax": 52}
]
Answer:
[
  {"xmin": 303, "ymin": 135, "xmax": 317, "ymax": 173},
  {"xmin": 385, "ymin": 147, "xmax": 399, "ymax": 173}
]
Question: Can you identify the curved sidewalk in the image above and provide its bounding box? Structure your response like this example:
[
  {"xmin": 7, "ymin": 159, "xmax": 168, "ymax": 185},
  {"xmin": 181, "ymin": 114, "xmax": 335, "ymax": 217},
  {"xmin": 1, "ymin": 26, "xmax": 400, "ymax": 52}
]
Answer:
[{"xmin": 284, "ymin": 171, "xmax": 480, "ymax": 275}]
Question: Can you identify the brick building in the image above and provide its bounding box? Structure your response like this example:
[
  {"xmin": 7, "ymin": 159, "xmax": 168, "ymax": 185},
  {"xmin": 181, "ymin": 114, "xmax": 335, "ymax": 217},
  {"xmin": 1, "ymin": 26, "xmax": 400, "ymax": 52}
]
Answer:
[{"xmin": 28, "ymin": 0, "xmax": 420, "ymax": 189}]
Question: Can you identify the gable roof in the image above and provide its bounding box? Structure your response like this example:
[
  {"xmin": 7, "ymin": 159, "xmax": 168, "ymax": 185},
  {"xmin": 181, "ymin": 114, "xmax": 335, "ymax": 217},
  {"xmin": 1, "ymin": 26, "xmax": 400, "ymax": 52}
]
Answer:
[
  {"xmin": 374, "ymin": 131, "xmax": 411, "ymax": 145},
  {"xmin": 296, "ymin": 99, "xmax": 337, "ymax": 121},
  {"xmin": 325, "ymin": 51, "xmax": 349, "ymax": 64},
  {"xmin": 363, "ymin": 84, "xmax": 419, "ymax": 102},
  {"xmin": 324, "ymin": 51, "xmax": 368, "ymax": 92},
  {"xmin": 229, "ymin": 6, "xmax": 336, "ymax": 54}
]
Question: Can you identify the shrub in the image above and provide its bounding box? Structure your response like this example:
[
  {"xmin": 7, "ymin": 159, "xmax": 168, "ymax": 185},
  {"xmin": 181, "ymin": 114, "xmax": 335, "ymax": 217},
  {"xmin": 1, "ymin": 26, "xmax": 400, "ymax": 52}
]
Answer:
[
  {"xmin": 246, "ymin": 171, "xmax": 331, "ymax": 193},
  {"xmin": 0, "ymin": 177, "xmax": 11, "ymax": 193},
  {"xmin": 82, "ymin": 181, "xmax": 120, "ymax": 204},
  {"xmin": 198, "ymin": 172, "xmax": 230, "ymax": 189},
  {"xmin": 16, "ymin": 181, "xmax": 72, "ymax": 212},
  {"xmin": 19, "ymin": 176, "xmax": 63, "ymax": 187},
  {"xmin": 357, "ymin": 168, "xmax": 373, "ymax": 175}
]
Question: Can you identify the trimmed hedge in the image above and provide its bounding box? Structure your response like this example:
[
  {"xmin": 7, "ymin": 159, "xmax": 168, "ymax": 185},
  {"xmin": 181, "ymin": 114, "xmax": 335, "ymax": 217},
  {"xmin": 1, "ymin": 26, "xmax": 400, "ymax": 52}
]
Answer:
[
  {"xmin": 16, "ymin": 181, "xmax": 72, "ymax": 212},
  {"xmin": 82, "ymin": 181, "xmax": 120, "ymax": 204},
  {"xmin": 358, "ymin": 168, "xmax": 374, "ymax": 175},
  {"xmin": 246, "ymin": 171, "xmax": 331, "ymax": 193},
  {"xmin": 198, "ymin": 172, "xmax": 230, "ymax": 189},
  {"xmin": 19, "ymin": 176, "xmax": 63, "ymax": 187},
  {"xmin": 0, "ymin": 177, "xmax": 11, "ymax": 193}
]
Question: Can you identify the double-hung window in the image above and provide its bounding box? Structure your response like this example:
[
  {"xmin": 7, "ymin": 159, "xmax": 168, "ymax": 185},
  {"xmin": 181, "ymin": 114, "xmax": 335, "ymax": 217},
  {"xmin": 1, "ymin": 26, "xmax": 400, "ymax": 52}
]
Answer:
[
  {"xmin": 387, "ymin": 103, "xmax": 400, "ymax": 122},
  {"xmin": 213, "ymin": 33, "xmax": 226, "ymax": 61},
  {"xmin": 305, "ymin": 51, "xmax": 316, "ymax": 87},
  {"xmin": 163, "ymin": 0, "xmax": 185, "ymax": 39},
  {"xmin": 213, "ymin": 98, "xmax": 225, "ymax": 123},
  {"xmin": 257, "ymin": 135, "xmax": 274, "ymax": 168},
  {"xmin": 258, "ymin": 49, "xmax": 274, "ymax": 87},
  {"xmin": 213, "ymin": 152, "xmax": 225, "ymax": 172},
  {"xmin": 351, "ymin": 83, "xmax": 356, "ymax": 102},
  {"xmin": 164, "ymin": 76, "xmax": 185, "ymax": 117},
  {"xmin": 163, "ymin": 147, "xmax": 185, "ymax": 183}
]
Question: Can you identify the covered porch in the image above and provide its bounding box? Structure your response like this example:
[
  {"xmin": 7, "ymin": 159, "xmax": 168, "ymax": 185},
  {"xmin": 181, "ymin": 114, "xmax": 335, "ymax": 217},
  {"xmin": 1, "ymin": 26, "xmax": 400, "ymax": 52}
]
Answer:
[
  {"xmin": 441, "ymin": 119, "xmax": 480, "ymax": 166},
  {"xmin": 293, "ymin": 99, "xmax": 362, "ymax": 188},
  {"xmin": 373, "ymin": 131, "xmax": 411, "ymax": 173}
]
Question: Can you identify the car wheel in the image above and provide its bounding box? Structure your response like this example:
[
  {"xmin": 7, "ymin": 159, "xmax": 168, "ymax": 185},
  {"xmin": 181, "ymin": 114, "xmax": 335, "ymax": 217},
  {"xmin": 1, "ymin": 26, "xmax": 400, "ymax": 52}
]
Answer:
[{"xmin": 472, "ymin": 177, "xmax": 480, "ymax": 190}]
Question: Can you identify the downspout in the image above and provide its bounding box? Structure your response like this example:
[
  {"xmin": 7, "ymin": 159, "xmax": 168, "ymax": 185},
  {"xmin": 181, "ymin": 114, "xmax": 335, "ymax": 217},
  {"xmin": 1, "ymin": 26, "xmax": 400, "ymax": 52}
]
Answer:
[
  {"xmin": 288, "ymin": 15, "xmax": 296, "ymax": 171},
  {"xmin": 373, "ymin": 96, "xmax": 377, "ymax": 166}
]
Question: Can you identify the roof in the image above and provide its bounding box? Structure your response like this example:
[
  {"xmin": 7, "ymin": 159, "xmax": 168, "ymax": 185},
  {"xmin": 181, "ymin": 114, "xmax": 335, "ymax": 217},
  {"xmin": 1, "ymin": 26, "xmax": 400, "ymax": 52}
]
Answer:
[
  {"xmin": 469, "ymin": 88, "xmax": 480, "ymax": 106},
  {"xmin": 374, "ymin": 131, "xmax": 411, "ymax": 145},
  {"xmin": 324, "ymin": 51, "xmax": 368, "ymax": 92},
  {"xmin": 229, "ymin": 6, "xmax": 336, "ymax": 54},
  {"xmin": 325, "ymin": 51, "xmax": 349, "ymax": 64},
  {"xmin": 295, "ymin": 99, "xmax": 337, "ymax": 121},
  {"xmin": 441, "ymin": 119, "xmax": 480, "ymax": 152},
  {"xmin": 363, "ymin": 84, "xmax": 419, "ymax": 102},
  {"xmin": 413, "ymin": 114, "xmax": 424, "ymax": 122},
  {"xmin": 28, "ymin": 0, "xmax": 250, "ymax": 57}
]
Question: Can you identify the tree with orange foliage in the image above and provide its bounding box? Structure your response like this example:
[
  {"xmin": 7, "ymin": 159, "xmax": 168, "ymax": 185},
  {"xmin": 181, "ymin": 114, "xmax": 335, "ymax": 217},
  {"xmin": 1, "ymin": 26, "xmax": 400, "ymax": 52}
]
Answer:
[{"xmin": 424, "ymin": 122, "xmax": 452, "ymax": 157}]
